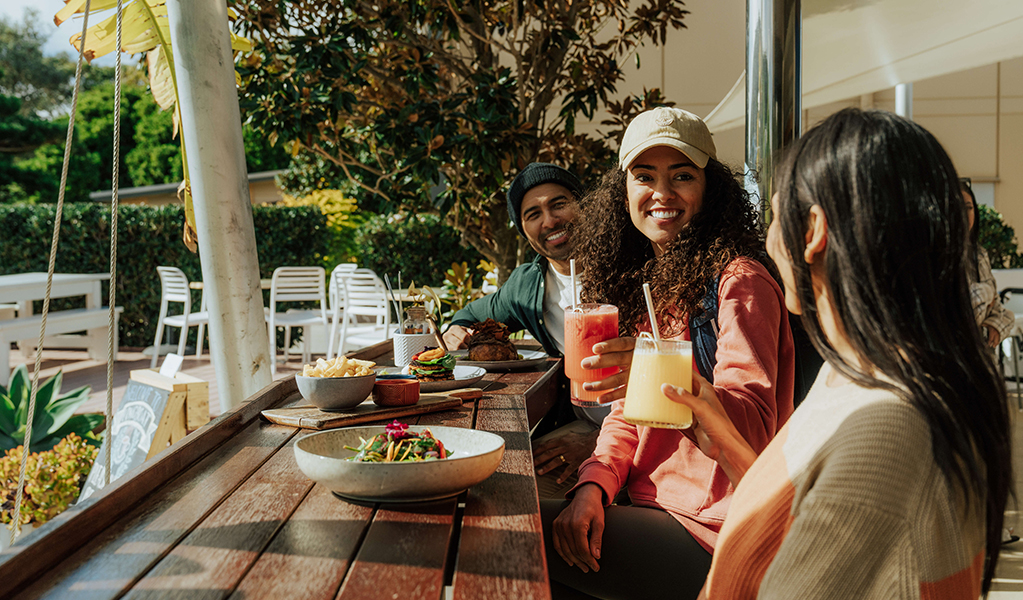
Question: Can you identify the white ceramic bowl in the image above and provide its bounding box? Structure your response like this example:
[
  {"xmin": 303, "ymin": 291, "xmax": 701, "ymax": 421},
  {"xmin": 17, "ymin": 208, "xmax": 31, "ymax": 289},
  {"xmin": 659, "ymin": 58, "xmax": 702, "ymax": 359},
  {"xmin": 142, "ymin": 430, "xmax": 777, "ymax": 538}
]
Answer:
[
  {"xmin": 294, "ymin": 426, "xmax": 506, "ymax": 502},
  {"xmin": 295, "ymin": 373, "xmax": 376, "ymax": 411}
]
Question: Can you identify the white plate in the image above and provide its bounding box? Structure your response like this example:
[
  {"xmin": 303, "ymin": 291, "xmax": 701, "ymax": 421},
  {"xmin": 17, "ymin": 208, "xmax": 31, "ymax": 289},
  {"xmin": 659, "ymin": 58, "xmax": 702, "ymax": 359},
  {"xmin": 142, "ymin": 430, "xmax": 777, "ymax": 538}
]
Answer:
[
  {"xmin": 294, "ymin": 425, "xmax": 505, "ymax": 502},
  {"xmin": 449, "ymin": 348, "xmax": 550, "ymax": 371},
  {"xmin": 380, "ymin": 365, "xmax": 487, "ymax": 392}
]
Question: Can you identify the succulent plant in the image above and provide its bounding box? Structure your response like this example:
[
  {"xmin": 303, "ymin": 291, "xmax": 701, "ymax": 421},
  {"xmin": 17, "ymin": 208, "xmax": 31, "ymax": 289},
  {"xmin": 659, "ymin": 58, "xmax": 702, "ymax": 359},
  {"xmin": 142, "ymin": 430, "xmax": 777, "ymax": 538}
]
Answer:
[
  {"xmin": 1, "ymin": 433, "xmax": 98, "ymax": 527},
  {"xmin": 0, "ymin": 365, "xmax": 102, "ymax": 453}
]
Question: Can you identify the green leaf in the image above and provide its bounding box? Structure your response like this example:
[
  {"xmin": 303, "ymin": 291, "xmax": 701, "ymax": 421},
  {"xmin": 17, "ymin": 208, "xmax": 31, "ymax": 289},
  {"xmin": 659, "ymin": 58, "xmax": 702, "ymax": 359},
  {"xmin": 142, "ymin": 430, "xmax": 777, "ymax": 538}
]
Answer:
[
  {"xmin": 29, "ymin": 372, "xmax": 61, "ymax": 443},
  {"xmin": 0, "ymin": 431, "xmax": 19, "ymax": 451},
  {"xmin": 44, "ymin": 386, "xmax": 92, "ymax": 435},
  {"xmin": 47, "ymin": 414, "xmax": 105, "ymax": 448},
  {"xmin": 0, "ymin": 393, "xmax": 19, "ymax": 436}
]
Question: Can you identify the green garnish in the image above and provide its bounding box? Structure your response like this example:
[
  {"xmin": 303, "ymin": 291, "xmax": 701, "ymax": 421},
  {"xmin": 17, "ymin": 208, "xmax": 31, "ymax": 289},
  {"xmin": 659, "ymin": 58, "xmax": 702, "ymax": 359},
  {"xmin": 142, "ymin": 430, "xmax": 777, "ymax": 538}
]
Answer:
[{"xmin": 344, "ymin": 421, "xmax": 450, "ymax": 462}]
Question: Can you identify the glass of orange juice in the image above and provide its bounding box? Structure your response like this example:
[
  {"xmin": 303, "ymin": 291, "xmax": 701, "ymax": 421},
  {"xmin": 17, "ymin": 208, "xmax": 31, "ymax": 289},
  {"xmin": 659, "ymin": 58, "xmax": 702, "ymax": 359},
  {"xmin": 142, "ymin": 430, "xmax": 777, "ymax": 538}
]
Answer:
[{"xmin": 623, "ymin": 333, "xmax": 693, "ymax": 428}]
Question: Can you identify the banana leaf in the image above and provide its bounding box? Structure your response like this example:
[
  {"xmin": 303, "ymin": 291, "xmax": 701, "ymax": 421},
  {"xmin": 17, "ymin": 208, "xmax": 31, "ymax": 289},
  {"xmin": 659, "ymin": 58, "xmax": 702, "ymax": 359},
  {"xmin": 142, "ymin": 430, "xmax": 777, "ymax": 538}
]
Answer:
[{"xmin": 55, "ymin": 0, "xmax": 251, "ymax": 250}]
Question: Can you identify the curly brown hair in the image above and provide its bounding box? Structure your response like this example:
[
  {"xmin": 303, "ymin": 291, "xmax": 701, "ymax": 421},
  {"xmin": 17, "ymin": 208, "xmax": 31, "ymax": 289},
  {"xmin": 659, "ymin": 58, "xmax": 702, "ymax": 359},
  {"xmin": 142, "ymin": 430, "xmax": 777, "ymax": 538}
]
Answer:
[{"xmin": 576, "ymin": 159, "xmax": 769, "ymax": 337}]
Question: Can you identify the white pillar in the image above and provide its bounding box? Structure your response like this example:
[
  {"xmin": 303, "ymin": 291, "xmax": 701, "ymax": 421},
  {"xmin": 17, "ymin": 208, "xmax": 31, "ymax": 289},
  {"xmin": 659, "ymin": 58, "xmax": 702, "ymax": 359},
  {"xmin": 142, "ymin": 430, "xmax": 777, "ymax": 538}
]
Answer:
[
  {"xmin": 166, "ymin": 0, "xmax": 272, "ymax": 408},
  {"xmin": 895, "ymin": 83, "xmax": 913, "ymax": 120}
]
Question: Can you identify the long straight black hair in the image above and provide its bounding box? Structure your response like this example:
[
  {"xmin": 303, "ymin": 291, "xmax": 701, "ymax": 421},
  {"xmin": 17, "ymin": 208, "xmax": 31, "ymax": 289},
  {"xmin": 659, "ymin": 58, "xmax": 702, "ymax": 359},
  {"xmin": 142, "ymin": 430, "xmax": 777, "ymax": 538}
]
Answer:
[
  {"xmin": 774, "ymin": 108, "xmax": 1011, "ymax": 592},
  {"xmin": 962, "ymin": 182, "xmax": 981, "ymax": 280}
]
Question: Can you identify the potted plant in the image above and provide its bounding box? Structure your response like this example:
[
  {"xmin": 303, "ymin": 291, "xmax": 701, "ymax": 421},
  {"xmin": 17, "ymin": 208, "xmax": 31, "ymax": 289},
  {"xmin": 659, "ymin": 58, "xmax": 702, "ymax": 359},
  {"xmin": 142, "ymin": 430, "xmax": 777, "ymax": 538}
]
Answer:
[
  {"xmin": 0, "ymin": 365, "xmax": 102, "ymax": 453},
  {"xmin": 1, "ymin": 433, "xmax": 98, "ymax": 548}
]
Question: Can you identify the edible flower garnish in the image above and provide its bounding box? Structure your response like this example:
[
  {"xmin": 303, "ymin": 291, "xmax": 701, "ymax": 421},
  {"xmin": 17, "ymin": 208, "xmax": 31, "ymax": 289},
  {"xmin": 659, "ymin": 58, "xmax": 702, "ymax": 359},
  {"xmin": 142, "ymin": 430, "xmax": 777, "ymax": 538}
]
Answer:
[{"xmin": 385, "ymin": 420, "xmax": 410, "ymax": 440}]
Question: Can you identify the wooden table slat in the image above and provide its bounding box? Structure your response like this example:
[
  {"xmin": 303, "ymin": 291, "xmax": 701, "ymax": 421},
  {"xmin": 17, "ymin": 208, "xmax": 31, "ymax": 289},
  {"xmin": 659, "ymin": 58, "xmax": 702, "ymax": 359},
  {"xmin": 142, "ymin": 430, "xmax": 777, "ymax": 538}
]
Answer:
[
  {"xmin": 337, "ymin": 500, "xmax": 457, "ymax": 600},
  {"xmin": 0, "ymin": 379, "xmax": 302, "ymax": 598},
  {"xmin": 14, "ymin": 421, "xmax": 299, "ymax": 600},
  {"xmin": 228, "ymin": 485, "xmax": 374, "ymax": 600},
  {"xmin": 452, "ymin": 392, "xmax": 551, "ymax": 600},
  {"xmin": 120, "ymin": 434, "xmax": 321, "ymax": 599}
]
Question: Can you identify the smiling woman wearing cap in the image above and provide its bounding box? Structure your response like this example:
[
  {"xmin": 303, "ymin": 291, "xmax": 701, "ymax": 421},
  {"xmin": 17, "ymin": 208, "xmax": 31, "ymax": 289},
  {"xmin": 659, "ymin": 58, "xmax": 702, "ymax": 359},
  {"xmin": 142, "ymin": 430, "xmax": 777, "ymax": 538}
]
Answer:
[{"xmin": 539, "ymin": 107, "xmax": 796, "ymax": 600}]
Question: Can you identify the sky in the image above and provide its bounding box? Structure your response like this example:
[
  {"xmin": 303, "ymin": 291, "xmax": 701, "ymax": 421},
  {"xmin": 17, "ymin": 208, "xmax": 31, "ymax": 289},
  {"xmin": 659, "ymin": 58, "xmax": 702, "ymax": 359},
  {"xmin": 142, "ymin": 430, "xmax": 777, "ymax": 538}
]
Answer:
[{"xmin": 2, "ymin": 0, "xmax": 135, "ymax": 68}]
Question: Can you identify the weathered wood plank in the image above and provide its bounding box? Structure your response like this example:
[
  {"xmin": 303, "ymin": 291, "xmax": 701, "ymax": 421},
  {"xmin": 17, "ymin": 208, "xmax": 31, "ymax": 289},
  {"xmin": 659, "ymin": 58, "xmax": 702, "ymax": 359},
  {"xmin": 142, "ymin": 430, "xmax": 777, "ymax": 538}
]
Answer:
[
  {"xmin": 415, "ymin": 398, "xmax": 474, "ymax": 429},
  {"xmin": 119, "ymin": 435, "xmax": 316, "ymax": 599},
  {"xmin": 261, "ymin": 394, "xmax": 462, "ymax": 430},
  {"xmin": 336, "ymin": 500, "xmax": 458, "ymax": 600},
  {"xmin": 523, "ymin": 359, "xmax": 563, "ymax": 430},
  {"xmin": 347, "ymin": 339, "xmax": 395, "ymax": 363},
  {"xmin": 6, "ymin": 340, "xmax": 557, "ymax": 600},
  {"xmin": 11, "ymin": 420, "xmax": 298, "ymax": 600},
  {"xmin": 228, "ymin": 485, "xmax": 374, "ymax": 600},
  {"xmin": 0, "ymin": 377, "xmax": 300, "ymax": 597},
  {"xmin": 452, "ymin": 392, "xmax": 550, "ymax": 600}
]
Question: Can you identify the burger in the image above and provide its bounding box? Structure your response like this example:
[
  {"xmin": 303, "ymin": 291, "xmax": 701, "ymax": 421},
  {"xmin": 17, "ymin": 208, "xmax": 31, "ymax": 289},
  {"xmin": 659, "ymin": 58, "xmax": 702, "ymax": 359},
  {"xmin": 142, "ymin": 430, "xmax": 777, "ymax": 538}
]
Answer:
[
  {"xmin": 408, "ymin": 347, "xmax": 456, "ymax": 381},
  {"xmin": 467, "ymin": 319, "xmax": 519, "ymax": 362}
]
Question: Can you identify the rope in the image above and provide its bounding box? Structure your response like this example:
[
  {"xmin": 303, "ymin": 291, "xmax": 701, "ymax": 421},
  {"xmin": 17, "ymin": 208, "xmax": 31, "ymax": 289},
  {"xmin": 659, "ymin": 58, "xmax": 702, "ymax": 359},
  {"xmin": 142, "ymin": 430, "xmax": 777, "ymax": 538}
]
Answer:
[
  {"xmin": 105, "ymin": 0, "xmax": 125, "ymax": 487},
  {"xmin": 8, "ymin": 0, "xmax": 93, "ymax": 547}
]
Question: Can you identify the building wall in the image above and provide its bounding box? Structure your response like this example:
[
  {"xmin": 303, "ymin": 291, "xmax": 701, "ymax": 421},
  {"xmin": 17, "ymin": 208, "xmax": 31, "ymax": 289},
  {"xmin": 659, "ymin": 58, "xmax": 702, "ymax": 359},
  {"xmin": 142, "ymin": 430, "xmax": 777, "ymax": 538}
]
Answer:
[{"xmin": 569, "ymin": 4, "xmax": 1023, "ymax": 234}]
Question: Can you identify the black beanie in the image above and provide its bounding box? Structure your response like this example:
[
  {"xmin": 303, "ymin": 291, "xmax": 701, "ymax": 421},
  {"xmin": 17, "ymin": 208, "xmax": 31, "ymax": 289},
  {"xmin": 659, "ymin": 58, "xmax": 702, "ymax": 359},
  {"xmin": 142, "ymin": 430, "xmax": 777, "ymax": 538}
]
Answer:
[{"xmin": 506, "ymin": 163, "xmax": 584, "ymax": 236}]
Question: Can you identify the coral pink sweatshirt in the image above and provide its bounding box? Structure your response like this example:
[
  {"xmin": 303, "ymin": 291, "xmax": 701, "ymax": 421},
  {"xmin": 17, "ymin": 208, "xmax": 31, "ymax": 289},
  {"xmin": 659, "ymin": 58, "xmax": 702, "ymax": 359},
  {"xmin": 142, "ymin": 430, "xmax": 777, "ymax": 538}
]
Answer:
[{"xmin": 572, "ymin": 257, "xmax": 795, "ymax": 552}]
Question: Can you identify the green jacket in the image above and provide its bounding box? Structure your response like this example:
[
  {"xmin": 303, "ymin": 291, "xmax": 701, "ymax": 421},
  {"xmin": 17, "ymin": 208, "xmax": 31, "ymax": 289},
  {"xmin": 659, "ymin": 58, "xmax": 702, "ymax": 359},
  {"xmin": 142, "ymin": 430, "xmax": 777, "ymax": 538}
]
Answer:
[{"xmin": 449, "ymin": 256, "xmax": 561, "ymax": 357}]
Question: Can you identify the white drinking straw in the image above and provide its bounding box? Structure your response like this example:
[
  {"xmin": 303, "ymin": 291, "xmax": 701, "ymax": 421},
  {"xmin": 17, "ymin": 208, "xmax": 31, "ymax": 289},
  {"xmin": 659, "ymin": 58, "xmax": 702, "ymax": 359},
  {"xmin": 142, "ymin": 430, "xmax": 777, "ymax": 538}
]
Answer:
[
  {"xmin": 397, "ymin": 271, "xmax": 403, "ymax": 319},
  {"xmin": 642, "ymin": 283, "xmax": 660, "ymax": 342},
  {"xmin": 570, "ymin": 259, "xmax": 579, "ymax": 311}
]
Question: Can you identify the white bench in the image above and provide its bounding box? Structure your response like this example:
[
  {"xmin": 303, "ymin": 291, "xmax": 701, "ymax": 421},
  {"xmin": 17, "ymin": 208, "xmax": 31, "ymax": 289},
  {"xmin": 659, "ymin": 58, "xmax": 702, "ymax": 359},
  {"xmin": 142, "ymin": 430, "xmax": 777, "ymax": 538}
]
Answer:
[{"xmin": 0, "ymin": 307, "xmax": 123, "ymax": 387}]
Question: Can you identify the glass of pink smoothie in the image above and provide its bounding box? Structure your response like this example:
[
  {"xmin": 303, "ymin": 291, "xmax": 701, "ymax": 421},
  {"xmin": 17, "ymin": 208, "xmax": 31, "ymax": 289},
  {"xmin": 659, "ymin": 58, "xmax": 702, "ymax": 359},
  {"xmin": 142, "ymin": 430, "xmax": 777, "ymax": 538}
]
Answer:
[{"xmin": 564, "ymin": 304, "xmax": 620, "ymax": 407}]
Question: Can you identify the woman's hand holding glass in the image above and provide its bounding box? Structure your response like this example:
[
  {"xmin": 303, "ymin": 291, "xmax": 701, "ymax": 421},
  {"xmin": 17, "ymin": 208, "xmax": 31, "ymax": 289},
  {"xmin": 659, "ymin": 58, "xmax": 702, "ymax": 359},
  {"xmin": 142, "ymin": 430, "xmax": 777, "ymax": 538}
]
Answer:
[
  {"xmin": 661, "ymin": 373, "xmax": 759, "ymax": 488},
  {"xmin": 579, "ymin": 337, "xmax": 636, "ymax": 402}
]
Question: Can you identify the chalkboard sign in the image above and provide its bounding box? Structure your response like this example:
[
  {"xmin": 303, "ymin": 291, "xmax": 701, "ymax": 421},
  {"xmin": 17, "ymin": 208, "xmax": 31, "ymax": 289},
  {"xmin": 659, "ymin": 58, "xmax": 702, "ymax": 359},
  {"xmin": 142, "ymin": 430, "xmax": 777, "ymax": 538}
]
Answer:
[{"xmin": 79, "ymin": 373, "xmax": 186, "ymax": 502}]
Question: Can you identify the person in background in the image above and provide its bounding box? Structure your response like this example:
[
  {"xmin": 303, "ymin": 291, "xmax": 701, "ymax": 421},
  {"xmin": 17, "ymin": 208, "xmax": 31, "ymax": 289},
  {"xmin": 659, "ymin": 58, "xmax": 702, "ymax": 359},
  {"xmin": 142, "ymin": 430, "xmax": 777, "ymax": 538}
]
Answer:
[
  {"xmin": 667, "ymin": 108, "xmax": 1012, "ymax": 598},
  {"xmin": 542, "ymin": 107, "xmax": 795, "ymax": 600},
  {"xmin": 443, "ymin": 162, "xmax": 608, "ymax": 498},
  {"xmin": 962, "ymin": 178, "xmax": 1018, "ymax": 546},
  {"xmin": 962, "ymin": 179, "xmax": 1014, "ymax": 348}
]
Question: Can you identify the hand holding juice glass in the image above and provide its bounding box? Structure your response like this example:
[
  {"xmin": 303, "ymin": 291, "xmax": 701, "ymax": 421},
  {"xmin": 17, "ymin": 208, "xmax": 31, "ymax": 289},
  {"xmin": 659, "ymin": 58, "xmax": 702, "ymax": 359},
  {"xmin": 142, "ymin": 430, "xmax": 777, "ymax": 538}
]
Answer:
[
  {"xmin": 564, "ymin": 304, "xmax": 620, "ymax": 406},
  {"xmin": 623, "ymin": 332, "xmax": 693, "ymax": 428}
]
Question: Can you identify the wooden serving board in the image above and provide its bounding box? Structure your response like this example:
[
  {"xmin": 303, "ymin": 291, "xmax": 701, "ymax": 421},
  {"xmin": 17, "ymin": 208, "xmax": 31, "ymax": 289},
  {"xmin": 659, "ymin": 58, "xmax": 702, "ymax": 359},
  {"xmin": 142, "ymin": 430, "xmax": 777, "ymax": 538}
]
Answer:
[{"xmin": 261, "ymin": 389, "xmax": 481, "ymax": 430}]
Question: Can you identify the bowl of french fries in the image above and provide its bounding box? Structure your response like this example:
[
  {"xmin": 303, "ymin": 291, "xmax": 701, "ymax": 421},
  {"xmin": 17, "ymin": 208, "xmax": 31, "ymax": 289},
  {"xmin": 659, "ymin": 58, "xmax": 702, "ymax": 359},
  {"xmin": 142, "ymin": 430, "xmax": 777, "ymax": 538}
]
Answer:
[{"xmin": 296, "ymin": 356, "xmax": 378, "ymax": 411}]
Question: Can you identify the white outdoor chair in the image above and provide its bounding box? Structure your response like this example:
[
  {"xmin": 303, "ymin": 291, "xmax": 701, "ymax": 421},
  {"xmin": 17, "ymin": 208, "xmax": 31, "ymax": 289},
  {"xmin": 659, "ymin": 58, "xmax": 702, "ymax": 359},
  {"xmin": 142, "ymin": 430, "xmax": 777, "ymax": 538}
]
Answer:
[
  {"xmin": 332, "ymin": 269, "xmax": 391, "ymax": 357},
  {"xmin": 266, "ymin": 266, "xmax": 328, "ymax": 376},
  {"xmin": 151, "ymin": 266, "xmax": 209, "ymax": 368},
  {"xmin": 326, "ymin": 264, "xmax": 359, "ymax": 359}
]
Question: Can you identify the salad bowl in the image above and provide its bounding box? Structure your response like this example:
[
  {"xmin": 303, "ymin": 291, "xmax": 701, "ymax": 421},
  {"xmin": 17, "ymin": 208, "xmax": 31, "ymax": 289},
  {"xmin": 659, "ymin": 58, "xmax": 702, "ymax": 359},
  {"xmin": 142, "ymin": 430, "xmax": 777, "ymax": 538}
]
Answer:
[{"xmin": 294, "ymin": 425, "xmax": 505, "ymax": 502}]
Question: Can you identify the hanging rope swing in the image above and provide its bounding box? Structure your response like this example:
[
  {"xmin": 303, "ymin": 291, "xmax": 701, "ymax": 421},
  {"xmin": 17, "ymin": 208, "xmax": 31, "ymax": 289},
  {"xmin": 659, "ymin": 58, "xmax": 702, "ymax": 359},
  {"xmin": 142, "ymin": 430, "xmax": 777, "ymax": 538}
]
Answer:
[{"xmin": 8, "ymin": 0, "xmax": 123, "ymax": 546}]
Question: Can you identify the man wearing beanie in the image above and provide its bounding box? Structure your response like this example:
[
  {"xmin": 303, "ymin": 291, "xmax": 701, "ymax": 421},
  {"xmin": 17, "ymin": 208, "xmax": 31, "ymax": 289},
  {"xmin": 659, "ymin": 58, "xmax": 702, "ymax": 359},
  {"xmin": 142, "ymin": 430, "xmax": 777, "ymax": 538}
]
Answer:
[{"xmin": 444, "ymin": 162, "xmax": 608, "ymax": 498}]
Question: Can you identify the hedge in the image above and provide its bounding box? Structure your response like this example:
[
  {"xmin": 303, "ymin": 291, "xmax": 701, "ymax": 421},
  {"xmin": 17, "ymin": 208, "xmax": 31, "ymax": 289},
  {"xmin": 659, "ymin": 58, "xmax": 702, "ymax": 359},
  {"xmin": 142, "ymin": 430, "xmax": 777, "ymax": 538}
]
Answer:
[
  {"xmin": 0, "ymin": 203, "xmax": 329, "ymax": 348},
  {"xmin": 356, "ymin": 213, "xmax": 483, "ymax": 290}
]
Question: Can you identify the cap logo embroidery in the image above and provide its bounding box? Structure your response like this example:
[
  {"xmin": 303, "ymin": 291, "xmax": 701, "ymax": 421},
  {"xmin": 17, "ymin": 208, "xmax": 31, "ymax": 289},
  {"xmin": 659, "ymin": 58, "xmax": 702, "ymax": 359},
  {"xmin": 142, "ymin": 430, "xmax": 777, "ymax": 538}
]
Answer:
[{"xmin": 654, "ymin": 110, "xmax": 675, "ymax": 127}]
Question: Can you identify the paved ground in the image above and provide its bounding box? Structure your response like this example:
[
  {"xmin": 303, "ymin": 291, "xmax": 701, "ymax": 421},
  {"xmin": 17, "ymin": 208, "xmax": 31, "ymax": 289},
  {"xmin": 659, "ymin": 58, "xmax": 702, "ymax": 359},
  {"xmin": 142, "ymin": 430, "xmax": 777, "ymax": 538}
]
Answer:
[{"xmin": 5, "ymin": 347, "xmax": 1023, "ymax": 591}]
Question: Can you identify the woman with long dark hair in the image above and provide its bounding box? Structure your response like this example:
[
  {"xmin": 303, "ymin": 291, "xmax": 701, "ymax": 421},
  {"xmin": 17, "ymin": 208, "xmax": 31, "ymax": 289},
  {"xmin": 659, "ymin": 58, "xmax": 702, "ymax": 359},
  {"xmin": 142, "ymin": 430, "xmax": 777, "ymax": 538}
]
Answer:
[
  {"xmin": 541, "ymin": 107, "xmax": 795, "ymax": 599},
  {"xmin": 666, "ymin": 108, "xmax": 1012, "ymax": 597},
  {"xmin": 961, "ymin": 181, "xmax": 1014, "ymax": 348}
]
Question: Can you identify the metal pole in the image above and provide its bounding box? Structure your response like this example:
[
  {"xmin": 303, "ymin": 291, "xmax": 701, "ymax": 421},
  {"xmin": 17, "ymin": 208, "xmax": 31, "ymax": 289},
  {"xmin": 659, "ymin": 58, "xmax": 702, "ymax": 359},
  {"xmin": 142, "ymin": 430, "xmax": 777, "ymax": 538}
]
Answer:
[
  {"xmin": 746, "ymin": 0, "xmax": 801, "ymax": 217},
  {"xmin": 895, "ymin": 82, "xmax": 913, "ymax": 120},
  {"xmin": 166, "ymin": 0, "xmax": 272, "ymax": 408}
]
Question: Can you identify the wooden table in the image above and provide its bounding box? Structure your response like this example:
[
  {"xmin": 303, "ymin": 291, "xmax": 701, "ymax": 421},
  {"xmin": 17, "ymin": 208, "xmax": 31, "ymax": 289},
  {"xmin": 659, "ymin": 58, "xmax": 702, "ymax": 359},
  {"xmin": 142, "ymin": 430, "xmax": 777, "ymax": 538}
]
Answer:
[{"xmin": 0, "ymin": 340, "xmax": 562, "ymax": 600}]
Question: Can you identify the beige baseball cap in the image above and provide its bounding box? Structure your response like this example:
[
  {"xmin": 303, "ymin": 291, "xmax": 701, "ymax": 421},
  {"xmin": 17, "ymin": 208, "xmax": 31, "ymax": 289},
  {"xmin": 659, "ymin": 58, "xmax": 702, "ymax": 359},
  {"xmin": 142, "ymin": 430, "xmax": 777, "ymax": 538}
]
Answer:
[{"xmin": 618, "ymin": 107, "xmax": 717, "ymax": 170}]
